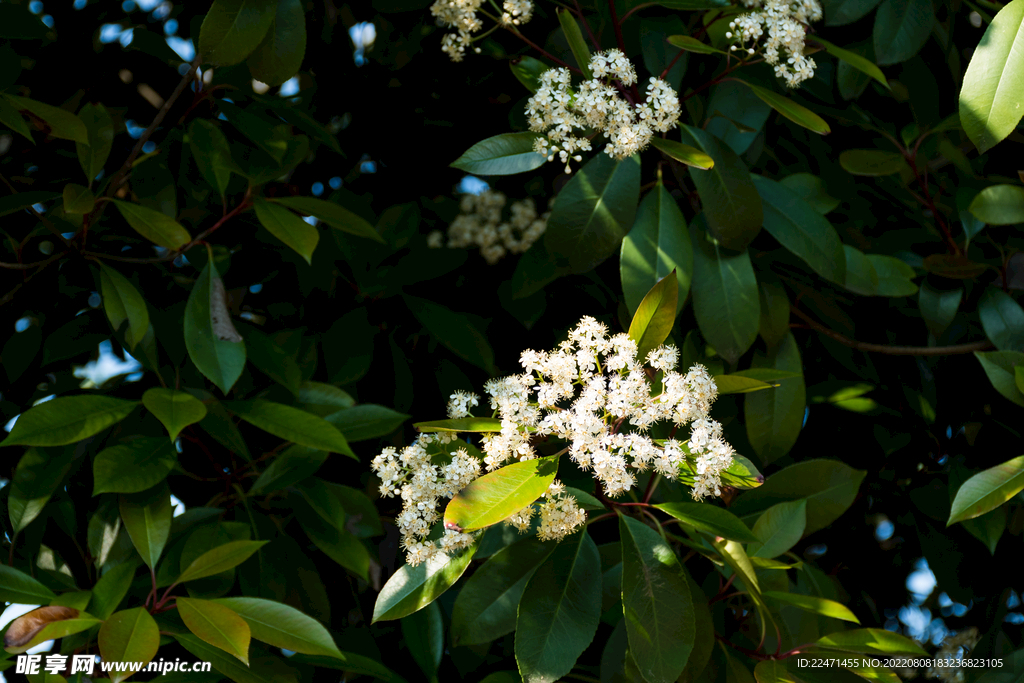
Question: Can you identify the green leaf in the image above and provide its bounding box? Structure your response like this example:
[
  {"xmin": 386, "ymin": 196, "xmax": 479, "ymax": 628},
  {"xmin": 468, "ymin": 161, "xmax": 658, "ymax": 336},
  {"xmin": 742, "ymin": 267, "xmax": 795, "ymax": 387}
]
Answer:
[
  {"xmin": 544, "ymin": 153, "xmax": 641, "ymax": 274},
  {"xmin": 199, "ymin": 0, "xmax": 276, "ymax": 66},
  {"xmin": 869, "ymin": 254, "xmax": 918, "ymax": 296},
  {"xmin": 177, "ymin": 597, "xmax": 251, "ymax": 665},
  {"xmin": 744, "ymin": 333, "xmax": 806, "ymax": 465},
  {"xmin": 120, "ymin": 485, "xmax": 173, "ymax": 569},
  {"xmin": 97, "ymin": 608, "xmax": 160, "ymax": 683},
  {"xmin": 415, "ymin": 417, "xmax": 504, "ymax": 432},
  {"xmin": 677, "ymin": 125, "xmax": 762, "ymax": 251},
  {"xmin": 177, "ymin": 540, "xmax": 269, "ymax": 584},
  {"xmin": 188, "ymin": 119, "xmax": 235, "ymax": 202},
  {"xmin": 816, "ymin": 629, "xmax": 929, "ymax": 656},
  {"xmin": 296, "ymin": 381, "xmax": 354, "ymax": 415},
  {"xmin": 451, "ymin": 132, "xmax": 547, "ymax": 176},
  {"xmin": 959, "ymin": 0, "xmax": 1024, "ymax": 153},
  {"xmin": 654, "ymin": 503, "xmax": 759, "ymax": 543},
  {"xmin": 372, "ymin": 539, "xmax": 480, "ymax": 622},
  {"xmin": 948, "ymin": 455, "xmax": 1024, "ymax": 524},
  {"xmin": 619, "ymin": 516, "xmax": 695, "ymax": 683},
  {"xmin": 690, "ymin": 218, "xmax": 759, "ymax": 366},
  {"xmin": 758, "ymin": 280, "xmax": 791, "ymax": 349},
  {"xmin": 8, "ymin": 447, "xmax": 73, "ymax": 534},
  {"xmin": 1, "ymin": 395, "xmax": 137, "ymax": 447},
  {"xmin": 213, "ymin": 597, "xmax": 342, "ymax": 657},
  {"xmin": 236, "ymin": 323, "xmax": 302, "ymax": 394},
  {"xmin": 515, "ymin": 531, "xmax": 602, "ymax": 683},
  {"xmin": 557, "ymin": 8, "xmax": 592, "ymax": 77},
  {"xmin": 451, "ymin": 537, "xmax": 555, "ymax": 646},
  {"xmin": 174, "ymin": 633, "xmax": 275, "ymax": 683},
  {"xmin": 748, "ymin": 499, "xmax": 807, "ymax": 558},
  {"xmin": 621, "ymin": 182, "xmax": 692, "ymax": 319},
  {"xmin": 112, "ymin": 199, "xmax": 191, "ymax": 250},
  {"xmin": 3, "ymin": 95, "xmax": 88, "ymax": 143},
  {"xmin": 838, "ymin": 150, "xmax": 907, "ymax": 175},
  {"xmin": 968, "ymin": 184, "xmax": 1024, "ymax": 224},
  {"xmin": 93, "ymin": 438, "xmax": 178, "ymax": 495},
  {"xmin": 666, "ymin": 34, "xmax": 727, "ymax": 54},
  {"xmin": 444, "ymin": 455, "xmax": 558, "ymax": 531},
  {"xmin": 401, "ymin": 602, "xmax": 444, "ymax": 679},
  {"xmin": 737, "ymin": 81, "xmax": 830, "ymax": 134},
  {"xmin": 142, "ymin": 388, "xmax": 208, "ymax": 442},
  {"xmin": 0, "ymin": 565, "xmax": 57, "ymax": 604},
  {"xmin": 872, "ymin": 0, "xmax": 934, "ymax": 65},
  {"xmin": 676, "ymin": 451, "xmax": 764, "ymax": 490},
  {"xmin": 714, "ymin": 375, "xmax": 774, "ymax": 394},
  {"xmin": 270, "ymin": 196, "xmax": 384, "ymax": 243},
  {"xmin": 980, "ymin": 289, "xmax": 1024, "ymax": 351},
  {"xmin": 324, "ymin": 405, "xmax": 410, "ymax": 442},
  {"xmin": 228, "ymin": 400, "xmax": 355, "ymax": 457},
  {"xmin": 0, "ymin": 190, "xmax": 59, "ymax": 218},
  {"xmin": 404, "ymin": 295, "xmax": 497, "ymax": 374},
  {"xmin": 919, "ymin": 283, "xmax": 962, "ymax": 338},
  {"xmin": 89, "ymin": 561, "xmax": 139, "ymax": 619},
  {"xmin": 811, "ymin": 37, "xmax": 888, "ymax": 88},
  {"xmin": 922, "ymin": 252, "xmax": 988, "ymax": 279},
  {"xmin": 285, "ymin": 653, "xmax": 407, "ymax": 683},
  {"xmin": 628, "ymin": 270, "xmax": 679, "ymax": 363},
  {"xmin": 842, "ymin": 245, "xmax": 879, "ymax": 295},
  {"xmin": 246, "ymin": 0, "xmax": 306, "ymax": 86},
  {"xmin": 763, "ymin": 592, "xmax": 860, "ymax": 623},
  {"xmin": 779, "ymin": 173, "xmax": 840, "ymax": 215},
  {"xmin": 3, "ymin": 608, "xmax": 103, "ymax": 655},
  {"xmin": 649, "ymin": 136, "xmax": 715, "ymax": 169},
  {"xmin": 730, "ymin": 459, "xmax": 866, "ymax": 534},
  {"xmin": 710, "ymin": 538, "xmax": 760, "ymax": 594},
  {"xmin": 752, "ymin": 175, "xmax": 845, "ymax": 283},
  {"xmin": 511, "ymin": 55, "xmax": 548, "ymax": 92},
  {"xmin": 98, "ymin": 263, "xmax": 149, "ymax": 350},
  {"xmin": 62, "ymin": 183, "xmax": 95, "ymax": 214},
  {"xmin": 296, "ymin": 501, "xmax": 370, "ymax": 579},
  {"xmin": 250, "ymin": 445, "xmax": 325, "ymax": 495},
  {"xmin": 753, "ymin": 659, "xmax": 798, "ymax": 682},
  {"xmin": 253, "ymin": 198, "xmax": 319, "ymax": 264},
  {"xmin": 184, "ymin": 258, "xmax": 247, "ymax": 395},
  {"xmin": 822, "ymin": 0, "xmax": 882, "ymax": 25},
  {"xmin": 76, "ymin": 103, "xmax": 114, "ymax": 185},
  {"xmin": 0, "ymin": 96, "xmax": 32, "ymax": 142},
  {"xmin": 975, "ymin": 351, "xmax": 1024, "ymax": 406}
]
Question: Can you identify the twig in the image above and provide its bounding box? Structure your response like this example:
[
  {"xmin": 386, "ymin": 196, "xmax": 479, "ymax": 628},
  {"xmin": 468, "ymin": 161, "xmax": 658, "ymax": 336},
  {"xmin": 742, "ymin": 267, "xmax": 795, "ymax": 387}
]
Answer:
[{"xmin": 573, "ymin": 0, "xmax": 602, "ymax": 50}]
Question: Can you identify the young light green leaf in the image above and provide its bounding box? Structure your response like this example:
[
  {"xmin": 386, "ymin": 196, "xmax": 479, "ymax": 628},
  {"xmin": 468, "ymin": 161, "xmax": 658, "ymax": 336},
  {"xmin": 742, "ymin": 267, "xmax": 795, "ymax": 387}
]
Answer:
[
  {"xmin": 253, "ymin": 198, "xmax": 319, "ymax": 264},
  {"xmin": 817, "ymin": 629, "xmax": 929, "ymax": 656},
  {"xmin": 968, "ymin": 185, "xmax": 1024, "ymax": 225},
  {"xmin": 745, "ymin": 333, "xmax": 806, "ymax": 465},
  {"xmin": 246, "ymin": 0, "xmax": 306, "ymax": 86},
  {"xmin": 649, "ymin": 137, "xmax": 715, "ymax": 169},
  {"xmin": 0, "ymin": 565, "xmax": 58, "ymax": 604},
  {"xmin": 112, "ymin": 200, "xmax": 191, "ymax": 250},
  {"xmin": 811, "ymin": 37, "xmax": 889, "ymax": 87},
  {"xmin": 872, "ymin": 0, "xmax": 934, "ymax": 65},
  {"xmin": 98, "ymin": 263, "xmax": 149, "ymax": 350},
  {"xmin": 515, "ymin": 531, "xmax": 601, "ymax": 683},
  {"xmin": 142, "ymin": 388, "xmax": 208, "ymax": 442},
  {"xmin": 270, "ymin": 196, "xmax": 384, "ymax": 243},
  {"xmin": 199, "ymin": 0, "xmax": 276, "ymax": 66},
  {"xmin": 177, "ymin": 540, "xmax": 269, "ymax": 584},
  {"xmin": 737, "ymin": 81, "xmax": 830, "ymax": 134},
  {"xmin": 444, "ymin": 455, "xmax": 558, "ymax": 531},
  {"xmin": 8, "ymin": 447, "xmax": 74, "ymax": 534},
  {"xmin": 628, "ymin": 270, "xmax": 679, "ymax": 363},
  {"xmin": 666, "ymin": 35, "xmax": 727, "ymax": 54},
  {"xmin": 556, "ymin": 8, "xmax": 592, "ymax": 78},
  {"xmin": 184, "ymin": 258, "xmax": 247, "ymax": 395},
  {"xmin": 63, "ymin": 183, "xmax": 95, "ymax": 214},
  {"xmin": 213, "ymin": 597, "xmax": 343, "ymax": 657},
  {"xmin": 451, "ymin": 132, "xmax": 546, "ymax": 176},
  {"xmin": 119, "ymin": 486, "xmax": 173, "ymax": 569},
  {"xmin": 839, "ymin": 150, "xmax": 907, "ymax": 176},
  {"xmin": 1, "ymin": 395, "xmax": 137, "ymax": 447},
  {"xmin": 710, "ymin": 538, "xmax": 760, "ymax": 594},
  {"xmin": 619, "ymin": 515, "xmax": 696, "ymax": 683},
  {"xmin": 948, "ymin": 455, "xmax": 1024, "ymax": 525},
  {"xmin": 958, "ymin": 0, "xmax": 1024, "ymax": 153},
  {"xmin": 975, "ymin": 351, "xmax": 1024, "ymax": 406},
  {"xmin": 979, "ymin": 289, "xmax": 1024, "ymax": 351},
  {"xmin": 228, "ymin": 400, "xmax": 355, "ymax": 458},
  {"xmin": 748, "ymin": 499, "xmax": 807, "ymax": 558},
  {"xmin": 415, "ymin": 417, "xmax": 504, "ymax": 432},
  {"xmin": 177, "ymin": 597, "xmax": 251, "ymax": 665},
  {"xmin": 76, "ymin": 102, "xmax": 114, "ymax": 185},
  {"xmin": 93, "ymin": 438, "xmax": 177, "ymax": 495},
  {"xmin": 98, "ymin": 608, "xmax": 160, "ymax": 683},
  {"xmin": 763, "ymin": 592, "xmax": 860, "ymax": 623},
  {"xmin": 655, "ymin": 502, "xmax": 759, "ymax": 542},
  {"xmin": 372, "ymin": 539, "xmax": 480, "ymax": 622},
  {"xmin": 4, "ymin": 95, "xmax": 88, "ymax": 143}
]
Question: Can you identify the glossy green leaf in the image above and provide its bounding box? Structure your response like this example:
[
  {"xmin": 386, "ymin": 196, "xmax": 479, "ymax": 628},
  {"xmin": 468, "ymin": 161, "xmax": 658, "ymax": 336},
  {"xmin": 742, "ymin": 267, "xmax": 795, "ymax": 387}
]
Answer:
[
  {"xmin": 444, "ymin": 455, "xmax": 557, "ymax": 531},
  {"xmin": 188, "ymin": 119, "xmax": 235, "ymax": 202},
  {"xmin": 869, "ymin": 254, "xmax": 918, "ymax": 296},
  {"xmin": 372, "ymin": 538, "xmax": 479, "ymax": 622},
  {"xmin": 98, "ymin": 263, "xmax": 149, "ymax": 350},
  {"xmin": 706, "ymin": 80, "xmax": 771, "ymax": 155},
  {"xmin": 404, "ymin": 295, "xmax": 497, "ymax": 374},
  {"xmin": 975, "ymin": 351, "xmax": 1024, "ymax": 406},
  {"xmin": 621, "ymin": 183, "xmax": 692, "ymax": 318},
  {"xmin": 119, "ymin": 486, "xmax": 173, "ymax": 569},
  {"xmin": 666, "ymin": 34, "xmax": 727, "ymax": 54},
  {"xmin": 93, "ymin": 438, "xmax": 177, "ymax": 495},
  {"xmin": 8, "ymin": 447, "xmax": 73, "ymax": 534},
  {"xmin": 324, "ymin": 404, "xmax": 409, "ymax": 441},
  {"xmin": 649, "ymin": 136, "xmax": 715, "ymax": 168},
  {"xmin": 710, "ymin": 538, "xmax": 760, "ymax": 594},
  {"xmin": 619, "ymin": 515, "xmax": 695, "ymax": 683},
  {"xmin": 415, "ymin": 417, "xmax": 504, "ymax": 432},
  {"xmin": 1, "ymin": 395, "xmax": 137, "ymax": 447},
  {"xmin": 872, "ymin": 0, "xmax": 934, "ymax": 65},
  {"xmin": 753, "ymin": 659, "xmax": 799, "ymax": 682},
  {"xmin": 253, "ymin": 198, "xmax": 318, "ymax": 264},
  {"xmin": 838, "ymin": 150, "xmax": 907, "ymax": 176},
  {"xmin": 714, "ymin": 375, "xmax": 774, "ymax": 394},
  {"xmin": 401, "ymin": 602, "xmax": 444, "ymax": 679},
  {"xmin": 89, "ymin": 561, "xmax": 138, "ymax": 620},
  {"xmin": 451, "ymin": 537, "xmax": 555, "ymax": 646},
  {"xmin": 811, "ymin": 37, "xmax": 888, "ymax": 87},
  {"xmin": 763, "ymin": 592, "xmax": 860, "ymax": 623},
  {"xmin": 752, "ymin": 175, "xmax": 845, "ymax": 283},
  {"xmin": 177, "ymin": 540, "xmax": 269, "ymax": 583},
  {"xmin": 199, "ymin": 0, "xmax": 276, "ymax": 66},
  {"xmin": 655, "ymin": 503, "xmax": 759, "ymax": 542},
  {"xmin": 296, "ymin": 501, "xmax": 370, "ymax": 579},
  {"xmin": 296, "ymin": 381, "xmax": 354, "ymax": 415},
  {"xmin": 184, "ymin": 258, "xmax": 246, "ymax": 395},
  {"xmin": 959, "ymin": 0, "xmax": 1024, "ymax": 153},
  {"xmin": 515, "ymin": 531, "xmax": 601, "ymax": 683},
  {"xmin": 246, "ymin": 0, "xmax": 306, "ymax": 86},
  {"xmin": 749, "ymin": 499, "xmax": 807, "ymax": 558},
  {"xmin": 510, "ymin": 55, "xmax": 548, "ymax": 92},
  {"xmin": 778, "ymin": 173, "xmax": 840, "ymax": 215},
  {"xmin": 969, "ymin": 184, "xmax": 1024, "ymax": 225},
  {"xmin": 4, "ymin": 95, "xmax": 88, "ymax": 143},
  {"xmin": 690, "ymin": 219, "xmax": 759, "ymax": 366},
  {"xmin": 0, "ymin": 564, "xmax": 57, "ymax": 604},
  {"xmin": 284, "ymin": 653, "xmax": 407, "ymax": 682},
  {"xmin": 270, "ymin": 196, "xmax": 384, "ymax": 243},
  {"xmin": 758, "ymin": 280, "xmax": 791, "ymax": 349},
  {"xmin": 544, "ymin": 152, "xmax": 641, "ymax": 274},
  {"xmin": 919, "ymin": 283, "xmax": 962, "ymax": 338},
  {"xmin": 822, "ymin": 0, "xmax": 882, "ymax": 25},
  {"xmin": 738, "ymin": 81, "xmax": 830, "ymax": 134},
  {"xmin": 228, "ymin": 399, "xmax": 355, "ymax": 457},
  {"xmin": 745, "ymin": 333, "xmax": 806, "ymax": 465},
  {"xmin": 557, "ymin": 8, "xmax": 592, "ymax": 78},
  {"xmin": 236, "ymin": 323, "xmax": 301, "ymax": 394},
  {"xmin": 816, "ymin": 629, "xmax": 929, "ymax": 656},
  {"xmin": 177, "ymin": 597, "xmax": 251, "ymax": 664},
  {"xmin": 98, "ymin": 608, "xmax": 160, "ymax": 683},
  {"xmin": 213, "ymin": 597, "xmax": 343, "ymax": 657},
  {"xmin": 250, "ymin": 447, "xmax": 326, "ymax": 496},
  {"xmin": 629, "ymin": 270, "xmax": 679, "ymax": 362},
  {"xmin": 451, "ymin": 132, "xmax": 546, "ymax": 176},
  {"xmin": 678, "ymin": 126, "xmax": 762, "ymax": 251},
  {"xmin": 980, "ymin": 289, "xmax": 1024, "ymax": 351},
  {"xmin": 62, "ymin": 183, "xmax": 94, "ymax": 214},
  {"xmin": 76, "ymin": 102, "xmax": 114, "ymax": 185},
  {"xmin": 111, "ymin": 199, "xmax": 191, "ymax": 250},
  {"xmin": 677, "ymin": 450, "xmax": 765, "ymax": 490},
  {"xmin": 142, "ymin": 388, "xmax": 209, "ymax": 442},
  {"xmin": 842, "ymin": 245, "xmax": 879, "ymax": 295},
  {"xmin": 948, "ymin": 455, "xmax": 1024, "ymax": 524}
]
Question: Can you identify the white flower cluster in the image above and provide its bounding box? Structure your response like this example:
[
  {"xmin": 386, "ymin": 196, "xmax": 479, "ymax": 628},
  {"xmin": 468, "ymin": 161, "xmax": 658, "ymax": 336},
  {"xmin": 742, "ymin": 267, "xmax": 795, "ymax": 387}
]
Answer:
[
  {"xmin": 427, "ymin": 190, "xmax": 549, "ymax": 265},
  {"xmin": 430, "ymin": 0, "xmax": 534, "ymax": 61},
  {"xmin": 506, "ymin": 480, "xmax": 587, "ymax": 541},
  {"xmin": 526, "ymin": 50, "xmax": 682, "ymax": 173},
  {"xmin": 726, "ymin": 0, "xmax": 822, "ymax": 87}
]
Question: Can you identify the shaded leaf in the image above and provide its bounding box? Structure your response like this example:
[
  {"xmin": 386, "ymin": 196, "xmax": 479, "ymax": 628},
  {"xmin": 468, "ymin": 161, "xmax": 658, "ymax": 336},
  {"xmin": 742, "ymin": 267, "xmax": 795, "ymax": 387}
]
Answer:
[
  {"xmin": 975, "ymin": 351, "xmax": 1024, "ymax": 406},
  {"xmin": 184, "ymin": 258, "xmax": 246, "ymax": 395},
  {"xmin": 4, "ymin": 95, "xmax": 88, "ymax": 143},
  {"xmin": 112, "ymin": 200, "xmax": 191, "ymax": 250},
  {"xmin": 246, "ymin": 0, "xmax": 306, "ymax": 86},
  {"xmin": 9, "ymin": 447, "xmax": 74, "ymax": 534},
  {"xmin": 93, "ymin": 438, "xmax": 177, "ymax": 495},
  {"xmin": 228, "ymin": 400, "xmax": 354, "ymax": 457},
  {"xmin": 76, "ymin": 103, "xmax": 114, "ymax": 185},
  {"xmin": 451, "ymin": 132, "xmax": 546, "ymax": 176},
  {"xmin": 738, "ymin": 81, "xmax": 831, "ymax": 134},
  {"xmin": 872, "ymin": 0, "xmax": 935, "ymax": 65},
  {"xmin": 745, "ymin": 333, "xmax": 806, "ymax": 464},
  {"xmin": 142, "ymin": 388, "xmax": 208, "ymax": 442},
  {"xmin": 979, "ymin": 288, "xmax": 1024, "ymax": 351},
  {"xmin": 748, "ymin": 499, "xmax": 807, "ymax": 558},
  {"xmin": 270, "ymin": 196, "xmax": 384, "ymax": 243},
  {"xmin": 199, "ymin": 0, "xmax": 276, "ymax": 66},
  {"xmin": 838, "ymin": 150, "xmax": 907, "ymax": 176},
  {"xmin": 1, "ymin": 396, "xmax": 137, "ymax": 447},
  {"xmin": 253, "ymin": 198, "xmax": 318, "ymax": 264},
  {"xmin": 98, "ymin": 263, "xmax": 149, "ymax": 350},
  {"xmin": 120, "ymin": 485, "xmax": 173, "ymax": 569}
]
